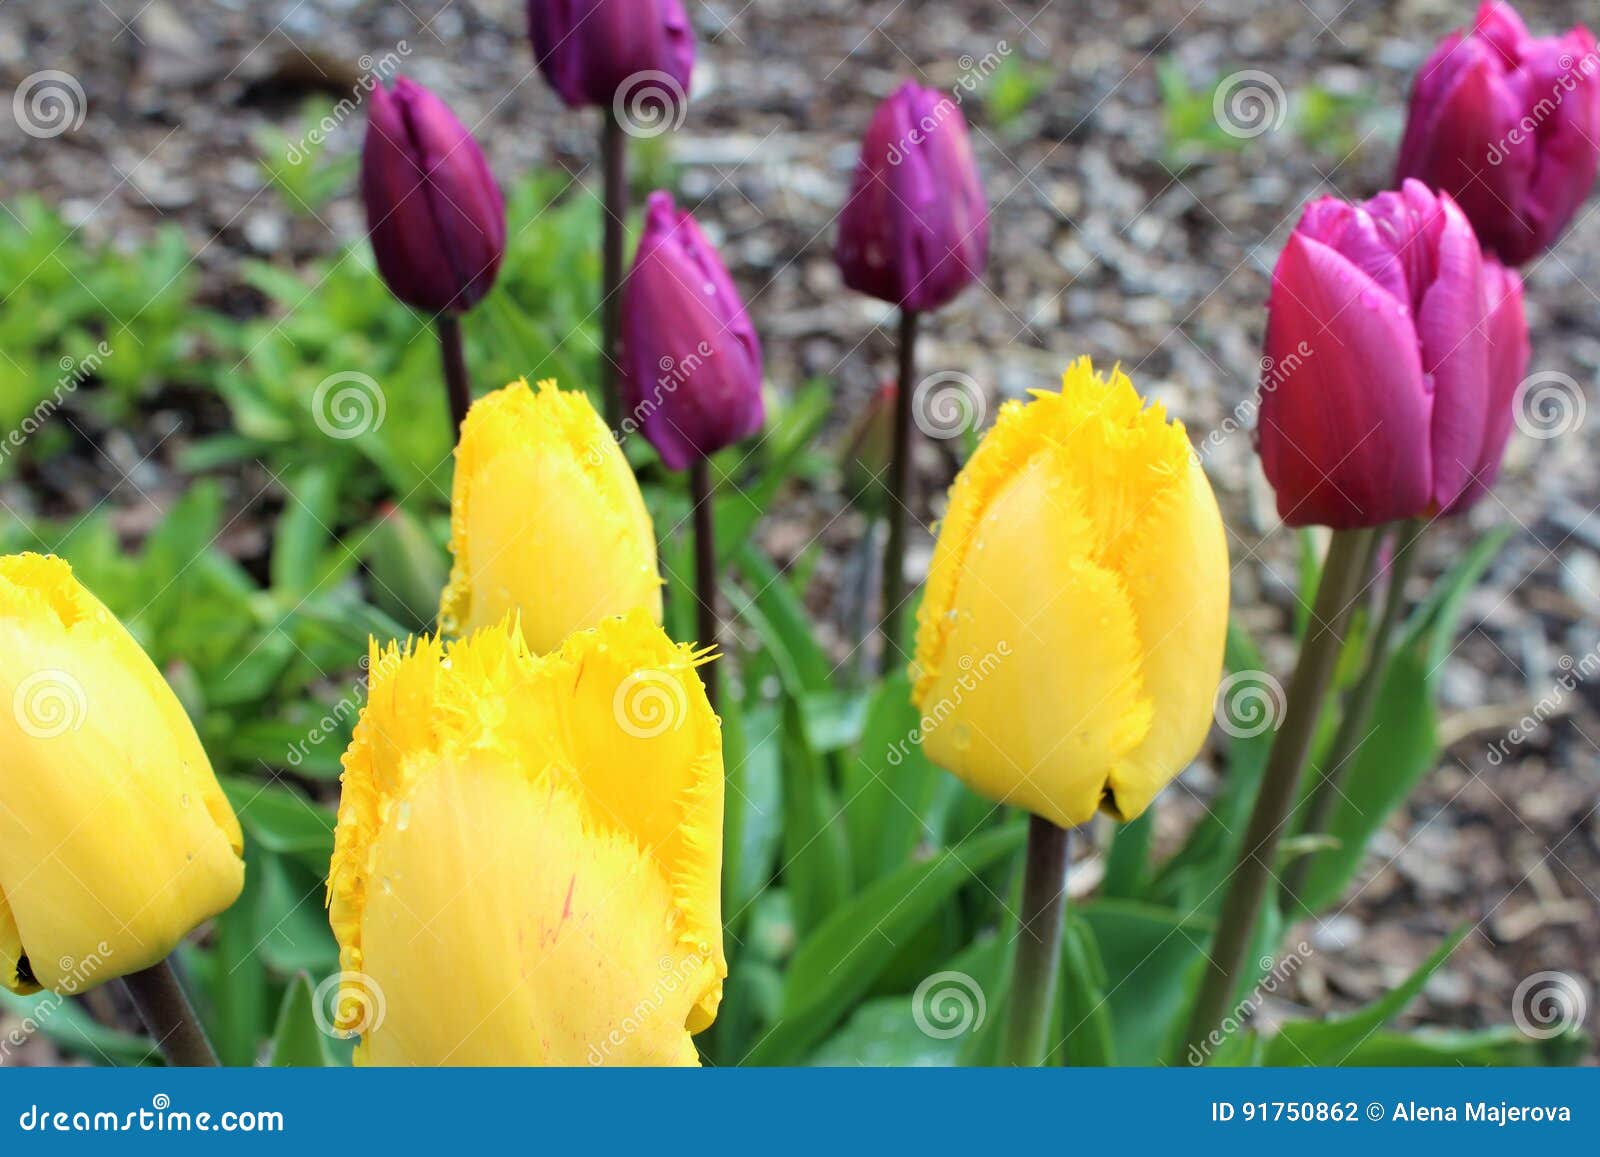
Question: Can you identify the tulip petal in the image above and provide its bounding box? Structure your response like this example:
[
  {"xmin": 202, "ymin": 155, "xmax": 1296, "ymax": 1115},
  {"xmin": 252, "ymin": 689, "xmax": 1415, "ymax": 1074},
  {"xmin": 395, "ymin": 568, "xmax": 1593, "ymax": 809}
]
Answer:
[
  {"xmin": 1415, "ymin": 198, "xmax": 1491, "ymax": 508},
  {"xmin": 439, "ymin": 380, "xmax": 663, "ymax": 652},
  {"xmin": 1256, "ymin": 233, "xmax": 1433, "ymax": 528}
]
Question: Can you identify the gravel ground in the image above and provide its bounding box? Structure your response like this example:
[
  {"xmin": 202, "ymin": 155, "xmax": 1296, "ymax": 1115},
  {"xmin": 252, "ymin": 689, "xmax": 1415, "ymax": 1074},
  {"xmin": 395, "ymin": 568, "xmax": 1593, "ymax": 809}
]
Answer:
[{"xmin": 1, "ymin": 0, "xmax": 1596, "ymax": 1059}]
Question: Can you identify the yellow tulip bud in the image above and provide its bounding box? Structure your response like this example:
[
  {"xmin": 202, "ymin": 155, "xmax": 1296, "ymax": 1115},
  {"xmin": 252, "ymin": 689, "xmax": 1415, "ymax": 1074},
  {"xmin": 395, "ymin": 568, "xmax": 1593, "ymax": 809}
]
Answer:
[
  {"xmin": 911, "ymin": 359, "xmax": 1229, "ymax": 829},
  {"xmin": 439, "ymin": 379, "xmax": 663, "ymax": 652},
  {"xmin": 0, "ymin": 554, "xmax": 244, "ymax": 995},
  {"xmin": 327, "ymin": 610, "xmax": 725, "ymax": 1065}
]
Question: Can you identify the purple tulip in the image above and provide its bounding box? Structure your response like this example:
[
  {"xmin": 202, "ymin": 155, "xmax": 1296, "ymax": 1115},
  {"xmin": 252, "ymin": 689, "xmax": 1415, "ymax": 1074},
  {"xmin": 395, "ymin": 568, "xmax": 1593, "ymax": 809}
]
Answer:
[
  {"xmin": 528, "ymin": 0, "xmax": 695, "ymax": 113},
  {"xmin": 619, "ymin": 192, "xmax": 764, "ymax": 468},
  {"xmin": 836, "ymin": 81, "xmax": 989, "ymax": 313},
  {"xmin": 1397, "ymin": 1, "xmax": 1600, "ymax": 266},
  {"xmin": 1257, "ymin": 180, "xmax": 1498, "ymax": 529},
  {"xmin": 361, "ymin": 78, "xmax": 506, "ymax": 315},
  {"xmin": 1451, "ymin": 259, "xmax": 1531, "ymax": 512}
]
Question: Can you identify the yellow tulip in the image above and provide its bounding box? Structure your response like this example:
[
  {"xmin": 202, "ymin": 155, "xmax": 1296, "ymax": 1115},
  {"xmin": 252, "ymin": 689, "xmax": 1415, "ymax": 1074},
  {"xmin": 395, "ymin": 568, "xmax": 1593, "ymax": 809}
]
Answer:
[
  {"xmin": 910, "ymin": 359, "xmax": 1229, "ymax": 829},
  {"xmin": 327, "ymin": 610, "xmax": 724, "ymax": 1066},
  {"xmin": 0, "ymin": 553, "xmax": 244, "ymax": 995},
  {"xmin": 439, "ymin": 379, "xmax": 663, "ymax": 652}
]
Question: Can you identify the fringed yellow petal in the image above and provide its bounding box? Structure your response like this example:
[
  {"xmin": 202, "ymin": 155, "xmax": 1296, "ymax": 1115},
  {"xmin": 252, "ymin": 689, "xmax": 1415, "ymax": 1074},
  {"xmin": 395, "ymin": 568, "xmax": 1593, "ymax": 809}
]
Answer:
[{"xmin": 438, "ymin": 379, "xmax": 663, "ymax": 653}]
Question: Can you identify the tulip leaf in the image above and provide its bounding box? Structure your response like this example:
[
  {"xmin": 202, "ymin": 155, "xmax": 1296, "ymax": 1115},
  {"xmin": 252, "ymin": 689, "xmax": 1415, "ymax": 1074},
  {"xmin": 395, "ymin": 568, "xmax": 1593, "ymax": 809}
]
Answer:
[
  {"xmin": 208, "ymin": 856, "xmax": 271, "ymax": 1066},
  {"xmin": 271, "ymin": 464, "xmax": 339, "ymax": 596},
  {"xmin": 1078, "ymin": 899, "xmax": 1214, "ymax": 1066},
  {"xmin": 1263, "ymin": 926, "xmax": 1467, "ymax": 1065},
  {"xmin": 722, "ymin": 698, "xmax": 783, "ymax": 928},
  {"xmin": 222, "ymin": 777, "xmax": 336, "ymax": 867},
  {"xmin": 0, "ymin": 990, "xmax": 157, "ymax": 1067},
  {"xmin": 729, "ymin": 541, "xmax": 833, "ymax": 694},
  {"xmin": 841, "ymin": 672, "xmax": 947, "ymax": 885},
  {"xmin": 254, "ymin": 854, "xmax": 340, "ymax": 976},
  {"xmin": 1049, "ymin": 913, "xmax": 1116, "ymax": 1066},
  {"xmin": 779, "ymin": 696, "xmax": 852, "ymax": 938},
  {"xmin": 1307, "ymin": 1025, "xmax": 1588, "ymax": 1067},
  {"xmin": 266, "ymin": 973, "xmax": 334, "ymax": 1067},
  {"xmin": 1102, "ymin": 809, "xmax": 1153, "ymax": 899},
  {"xmin": 745, "ymin": 822, "xmax": 1025, "ymax": 1066}
]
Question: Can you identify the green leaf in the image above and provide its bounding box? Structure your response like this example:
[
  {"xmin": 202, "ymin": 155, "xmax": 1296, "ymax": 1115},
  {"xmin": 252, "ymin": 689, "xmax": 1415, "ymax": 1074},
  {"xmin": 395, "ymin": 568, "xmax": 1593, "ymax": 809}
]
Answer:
[
  {"xmin": 729, "ymin": 541, "xmax": 833, "ymax": 694},
  {"xmin": 745, "ymin": 823, "xmax": 1026, "ymax": 1066},
  {"xmin": 1079, "ymin": 899, "xmax": 1214, "ymax": 1065},
  {"xmin": 266, "ymin": 973, "xmax": 334, "ymax": 1067},
  {"xmin": 1263, "ymin": 926, "xmax": 1468, "ymax": 1065},
  {"xmin": 271, "ymin": 464, "xmax": 339, "ymax": 595},
  {"xmin": 841, "ymin": 672, "xmax": 946, "ymax": 885},
  {"xmin": 208, "ymin": 856, "xmax": 270, "ymax": 1065},
  {"xmin": 1102, "ymin": 810, "xmax": 1152, "ymax": 900},
  {"xmin": 1327, "ymin": 1025, "xmax": 1588, "ymax": 1066},
  {"xmin": 721, "ymin": 698, "xmax": 783, "ymax": 928},
  {"xmin": 0, "ymin": 990, "xmax": 157, "ymax": 1067},
  {"xmin": 779, "ymin": 697, "xmax": 852, "ymax": 938},
  {"xmin": 222, "ymin": 777, "xmax": 336, "ymax": 869},
  {"xmin": 1049, "ymin": 913, "xmax": 1116, "ymax": 1065}
]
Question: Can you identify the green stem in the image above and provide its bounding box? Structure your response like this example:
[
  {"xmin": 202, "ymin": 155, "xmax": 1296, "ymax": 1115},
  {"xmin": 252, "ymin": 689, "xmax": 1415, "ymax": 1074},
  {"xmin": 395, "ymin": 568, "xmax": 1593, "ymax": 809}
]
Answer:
[
  {"xmin": 879, "ymin": 308, "xmax": 919, "ymax": 675},
  {"xmin": 122, "ymin": 957, "xmax": 220, "ymax": 1067},
  {"xmin": 1282, "ymin": 518, "xmax": 1426, "ymax": 913},
  {"xmin": 599, "ymin": 109, "xmax": 627, "ymax": 432},
  {"xmin": 1000, "ymin": 815, "xmax": 1070, "ymax": 1066},
  {"xmin": 690, "ymin": 457, "xmax": 719, "ymax": 713},
  {"xmin": 1181, "ymin": 526, "xmax": 1377, "ymax": 1061}
]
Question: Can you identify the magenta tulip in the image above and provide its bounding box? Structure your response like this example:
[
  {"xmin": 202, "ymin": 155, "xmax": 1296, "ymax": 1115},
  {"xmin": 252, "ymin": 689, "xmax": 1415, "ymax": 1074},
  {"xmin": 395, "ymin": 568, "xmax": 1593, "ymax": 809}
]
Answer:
[
  {"xmin": 528, "ymin": 0, "xmax": 695, "ymax": 112},
  {"xmin": 836, "ymin": 82, "xmax": 989, "ymax": 313},
  {"xmin": 1451, "ymin": 259, "xmax": 1531, "ymax": 512},
  {"xmin": 361, "ymin": 79, "xmax": 506, "ymax": 315},
  {"xmin": 619, "ymin": 192, "xmax": 763, "ymax": 469},
  {"xmin": 1257, "ymin": 181, "xmax": 1498, "ymax": 529},
  {"xmin": 1397, "ymin": 1, "xmax": 1600, "ymax": 266}
]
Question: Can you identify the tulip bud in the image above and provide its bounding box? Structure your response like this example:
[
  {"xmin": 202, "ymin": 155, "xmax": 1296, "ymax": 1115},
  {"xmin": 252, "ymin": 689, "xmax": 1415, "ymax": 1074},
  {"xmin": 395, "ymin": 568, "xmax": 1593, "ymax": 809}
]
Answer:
[
  {"xmin": 527, "ymin": 0, "xmax": 695, "ymax": 112},
  {"xmin": 362, "ymin": 77, "xmax": 506, "ymax": 315},
  {"xmin": 0, "ymin": 554, "xmax": 243, "ymax": 995},
  {"xmin": 1397, "ymin": 1, "xmax": 1600, "ymax": 265},
  {"xmin": 836, "ymin": 81, "xmax": 989, "ymax": 313},
  {"xmin": 1451, "ymin": 259, "xmax": 1532, "ymax": 512},
  {"xmin": 910, "ymin": 360, "xmax": 1229, "ymax": 830},
  {"xmin": 619, "ymin": 192, "xmax": 764, "ymax": 469},
  {"xmin": 327, "ymin": 611, "xmax": 725, "ymax": 1065},
  {"xmin": 1257, "ymin": 180, "xmax": 1495, "ymax": 529},
  {"xmin": 439, "ymin": 379, "xmax": 663, "ymax": 652},
  {"xmin": 840, "ymin": 382, "xmax": 897, "ymax": 514}
]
